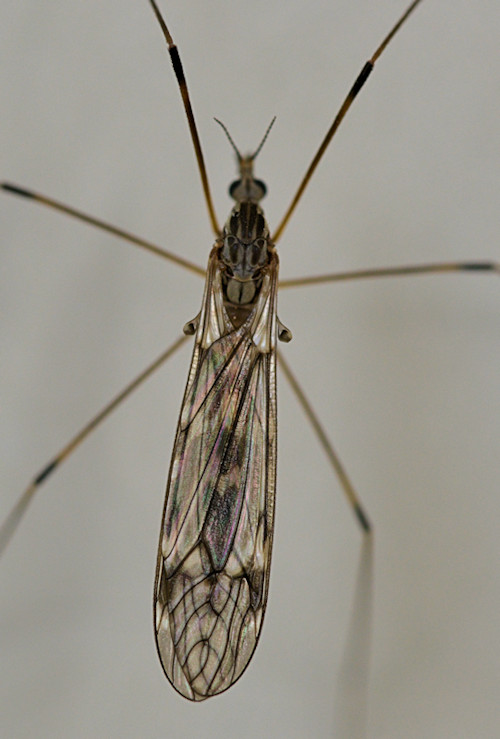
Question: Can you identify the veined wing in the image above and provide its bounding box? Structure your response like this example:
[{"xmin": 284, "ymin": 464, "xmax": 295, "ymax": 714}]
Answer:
[{"xmin": 154, "ymin": 249, "xmax": 279, "ymax": 701}]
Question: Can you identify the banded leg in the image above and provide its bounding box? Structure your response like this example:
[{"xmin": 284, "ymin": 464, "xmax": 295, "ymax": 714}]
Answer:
[
  {"xmin": 277, "ymin": 350, "xmax": 371, "ymax": 533},
  {"xmin": 0, "ymin": 334, "xmax": 189, "ymax": 555},
  {"xmin": 273, "ymin": 0, "xmax": 425, "ymax": 242},
  {"xmin": 279, "ymin": 261, "xmax": 499, "ymax": 289},
  {"xmin": 1, "ymin": 183, "xmax": 206, "ymax": 277},
  {"xmin": 148, "ymin": 0, "xmax": 220, "ymax": 236}
]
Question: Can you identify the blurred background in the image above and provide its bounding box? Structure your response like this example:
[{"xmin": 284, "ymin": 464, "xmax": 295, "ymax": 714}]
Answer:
[{"xmin": 1, "ymin": 1, "xmax": 499, "ymax": 737}]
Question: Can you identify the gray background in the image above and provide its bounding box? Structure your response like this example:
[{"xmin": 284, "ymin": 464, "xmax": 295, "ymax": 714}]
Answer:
[{"xmin": 1, "ymin": 1, "xmax": 499, "ymax": 737}]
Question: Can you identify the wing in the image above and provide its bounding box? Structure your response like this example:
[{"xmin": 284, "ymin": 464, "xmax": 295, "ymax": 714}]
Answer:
[{"xmin": 154, "ymin": 248, "xmax": 279, "ymax": 701}]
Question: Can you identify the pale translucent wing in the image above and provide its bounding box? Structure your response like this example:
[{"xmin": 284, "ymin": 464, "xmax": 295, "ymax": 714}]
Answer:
[{"xmin": 154, "ymin": 250, "xmax": 278, "ymax": 701}]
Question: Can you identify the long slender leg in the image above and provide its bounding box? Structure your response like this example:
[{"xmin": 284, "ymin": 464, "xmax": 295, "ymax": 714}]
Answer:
[
  {"xmin": 279, "ymin": 261, "xmax": 500, "ymax": 289},
  {"xmin": 272, "ymin": 0, "xmax": 424, "ymax": 243},
  {"xmin": 277, "ymin": 350, "xmax": 371, "ymax": 533},
  {"xmin": 0, "ymin": 334, "xmax": 189, "ymax": 556},
  {"xmin": 3, "ymin": 3, "xmax": 223, "ymax": 266},
  {"xmin": 148, "ymin": 0, "xmax": 220, "ymax": 236},
  {"xmin": 334, "ymin": 534, "xmax": 374, "ymax": 738},
  {"xmin": 1, "ymin": 183, "xmax": 206, "ymax": 277}
]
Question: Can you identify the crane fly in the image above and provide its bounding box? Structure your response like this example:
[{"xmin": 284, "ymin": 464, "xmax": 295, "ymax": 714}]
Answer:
[{"xmin": 1, "ymin": 0, "xmax": 498, "ymax": 704}]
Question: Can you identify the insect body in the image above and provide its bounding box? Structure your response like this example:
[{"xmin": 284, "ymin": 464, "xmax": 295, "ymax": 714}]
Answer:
[
  {"xmin": 155, "ymin": 155, "xmax": 281, "ymax": 700},
  {"xmin": 1, "ymin": 0, "xmax": 498, "ymax": 710}
]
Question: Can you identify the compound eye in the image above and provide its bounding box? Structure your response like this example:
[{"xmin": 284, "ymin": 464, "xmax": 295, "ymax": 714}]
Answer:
[
  {"xmin": 229, "ymin": 178, "xmax": 267, "ymax": 201},
  {"xmin": 253, "ymin": 179, "xmax": 267, "ymax": 199},
  {"xmin": 229, "ymin": 180, "xmax": 241, "ymax": 199}
]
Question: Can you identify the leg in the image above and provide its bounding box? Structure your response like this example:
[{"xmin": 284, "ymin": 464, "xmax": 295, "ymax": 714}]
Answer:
[
  {"xmin": 272, "ymin": 0, "xmax": 424, "ymax": 242},
  {"xmin": 334, "ymin": 533, "xmax": 374, "ymax": 737},
  {"xmin": 0, "ymin": 334, "xmax": 189, "ymax": 555},
  {"xmin": 279, "ymin": 261, "xmax": 499, "ymax": 289},
  {"xmin": 148, "ymin": 0, "xmax": 220, "ymax": 236},
  {"xmin": 277, "ymin": 350, "xmax": 371, "ymax": 533},
  {"xmin": 1, "ymin": 183, "xmax": 206, "ymax": 277}
]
